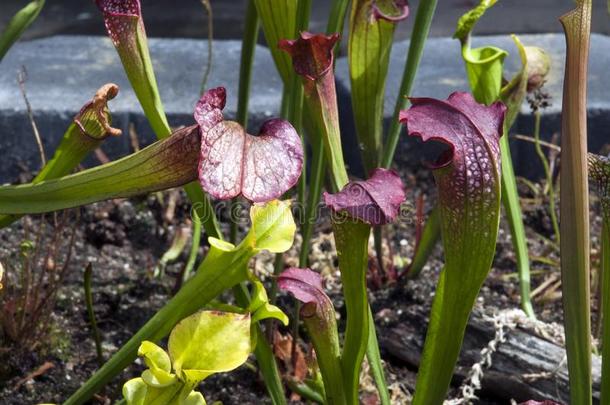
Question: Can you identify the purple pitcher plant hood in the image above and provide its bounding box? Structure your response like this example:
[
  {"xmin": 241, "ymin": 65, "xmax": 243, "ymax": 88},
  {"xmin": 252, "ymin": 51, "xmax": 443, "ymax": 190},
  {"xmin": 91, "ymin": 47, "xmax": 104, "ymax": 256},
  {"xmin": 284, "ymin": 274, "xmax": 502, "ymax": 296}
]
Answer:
[
  {"xmin": 279, "ymin": 32, "xmax": 348, "ymax": 189},
  {"xmin": 278, "ymin": 267, "xmax": 332, "ymax": 320},
  {"xmin": 278, "ymin": 32, "xmax": 339, "ymax": 81},
  {"xmin": 323, "ymin": 168, "xmax": 406, "ymax": 226},
  {"xmin": 400, "ymin": 92, "xmax": 505, "ymax": 220},
  {"xmin": 196, "ymin": 87, "xmax": 304, "ymax": 203},
  {"xmin": 372, "ymin": 0, "xmax": 409, "ymax": 21},
  {"xmin": 96, "ymin": 0, "xmax": 144, "ymax": 49},
  {"xmin": 399, "ymin": 92, "xmax": 506, "ymax": 404}
]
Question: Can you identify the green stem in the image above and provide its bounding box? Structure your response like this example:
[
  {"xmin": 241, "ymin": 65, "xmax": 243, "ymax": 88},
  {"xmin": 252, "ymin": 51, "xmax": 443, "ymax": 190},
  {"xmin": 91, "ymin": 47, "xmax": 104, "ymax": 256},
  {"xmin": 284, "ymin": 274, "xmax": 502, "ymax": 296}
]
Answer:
[
  {"xmin": 0, "ymin": 127, "xmax": 201, "ymax": 215},
  {"xmin": 333, "ymin": 219, "xmax": 370, "ymax": 405},
  {"xmin": 64, "ymin": 247, "xmax": 252, "ymax": 405},
  {"xmin": 0, "ymin": 0, "xmax": 44, "ymax": 61},
  {"xmin": 366, "ymin": 307, "xmax": 390, "ymax": 405},
  {"xmin": 230, "ymin": 0, "xmax": 260, "ymax": 243},
  {"xmin": 601, "ymin": 219, "xmax": 610, "ymax": 404},
  {"xmin": 559, "ymin": 1, "xmax": 593, "ymax": 404},
  {"xmin": 182, "ymin": 212, "xmax": 202, "ymax": 283},
  {"xmin": 381, "ymin": 0, "xmax": 438, "ymax": 169},
  {"xmin": 412, "ymin": 272, "xmax": 473, "ymax": 405},
  {"xmin": 326, "ymin": 0, "xmax": 350, "ymax": 36},
  {"xmin": 286, "ymin": 380, "xmax": 325, "ymax": 404},
  {"xmin": 500, "ymin": 135, "xmax": 535, "ymax": 318},
  {"xmin": 84, "ymin": 263, "xmax": 104, "ymax": 367},
  {"xmin": 233, "ymin": 282, "xmax": 287, "ymax": 405}
]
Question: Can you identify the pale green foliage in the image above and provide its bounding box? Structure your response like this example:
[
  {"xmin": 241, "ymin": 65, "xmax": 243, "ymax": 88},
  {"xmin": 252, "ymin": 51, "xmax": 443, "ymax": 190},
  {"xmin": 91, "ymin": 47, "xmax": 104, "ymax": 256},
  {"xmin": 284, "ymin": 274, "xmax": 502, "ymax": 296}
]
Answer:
[
  {"xmin": 123, "ymin": 311, "xmax": 252, "ymax": 405},
  {"xmin": 248, "ymin": 277, "xmax": 289, "ymax": 325},
  {"xmin": 453, "ymin": 0, "xmax": 497, "ymax": 43},
  {"xmin": 0, "ymin": 0, "xmax": 45, "ymax": 61}
]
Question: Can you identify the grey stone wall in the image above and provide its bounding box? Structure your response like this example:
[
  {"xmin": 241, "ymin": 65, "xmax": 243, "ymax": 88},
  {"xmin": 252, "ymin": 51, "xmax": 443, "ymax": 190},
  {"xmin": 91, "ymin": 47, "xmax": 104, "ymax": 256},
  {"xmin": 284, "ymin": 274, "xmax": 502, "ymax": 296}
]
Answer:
[{"xmin": 0, "ymin": 34, "xmax": 609, "ymax": 183}]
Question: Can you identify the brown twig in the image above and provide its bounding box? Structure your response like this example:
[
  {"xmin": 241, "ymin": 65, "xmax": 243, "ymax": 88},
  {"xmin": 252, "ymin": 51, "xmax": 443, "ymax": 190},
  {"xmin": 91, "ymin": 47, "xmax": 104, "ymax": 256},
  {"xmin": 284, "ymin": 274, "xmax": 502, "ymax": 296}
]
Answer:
[
  {"xmin": 17, "ymin": 66, "xmax": 46, "ymax": 168},
  {"xmin": 12, "ymin": 361, "xmax": 54, "ymax": 391}
]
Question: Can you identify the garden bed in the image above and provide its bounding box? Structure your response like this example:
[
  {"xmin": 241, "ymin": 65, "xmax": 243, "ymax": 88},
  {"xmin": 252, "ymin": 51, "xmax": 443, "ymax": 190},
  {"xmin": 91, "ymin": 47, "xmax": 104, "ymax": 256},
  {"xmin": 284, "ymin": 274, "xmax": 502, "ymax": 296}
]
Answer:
[{"xmin": 0, "ymin": 148, "xmax": 601, "ymax": 404}]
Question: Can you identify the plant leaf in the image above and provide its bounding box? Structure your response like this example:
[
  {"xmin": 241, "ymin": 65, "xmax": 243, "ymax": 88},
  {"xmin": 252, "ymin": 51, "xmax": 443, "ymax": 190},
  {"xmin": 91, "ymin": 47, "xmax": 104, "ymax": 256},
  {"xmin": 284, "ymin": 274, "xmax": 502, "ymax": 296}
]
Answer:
[
  {"xmin": 0, "ymin": 83, "xmax": 121, "ymax": 228},
  {"xmin": 196, "ymin": 88, "xmax": 304, "ymax": 203},
  {"xmin": 253, "ymin": 0, "xmax": 298, "ymax": 84},
  {"xmin": 559, "ymin": 0, "xmax": 593, "ymax": 403},
  {"xmin": 248, "ymin": 278, "xmax": 289, "ymax": 325},
  {"xmin": 122, "ymin": 377, "xmax": 147, "ymax": 405},
  {"xmin": 279, "ymin": 32, "xmax": 349, "ymax": 190},
  {"xmin": 138, "ymin": 341, "xmax": 171, "ymax": 373},
  {"xmin": 323, "ymin": 168, "xmax": 405, "ymax": 225},
  {"xmin": 400, "ymin": 92, "xmax": 505, "ymax": 404},
  {"xmin": 453, "ymin": 0, "xmax": 497, "ymax": 43},
  {"xmin": 95, "ymin": 0, "xmax": 170, "ymax": 138},
  {"xmin": 0, "ymin": 125, "xmax": 200, "ymax": 214},
  {"xmin": 349, "ymin": 0, "xmax": 408, "ymax": 171},
  {"xmin": 169, "ymin": 310, "xmax": 251, "ymax": 384},
  {"xmin": 0, "ymin": 0, "xmax": 45, "ymax": 62},
  {"xmin": 454, "ymin": 0, "xmax": 505, "ymax": 105},
  {"xmin": 589, "ymin": 154, "xmax": 610, "ymax": 221},
  {"xmin": 243, "ymin": 200, "xmax": 297, "ymax": 253},
  {"xmin": 278, "ymin": 267, "xmax": 346, "ymax": 404}
]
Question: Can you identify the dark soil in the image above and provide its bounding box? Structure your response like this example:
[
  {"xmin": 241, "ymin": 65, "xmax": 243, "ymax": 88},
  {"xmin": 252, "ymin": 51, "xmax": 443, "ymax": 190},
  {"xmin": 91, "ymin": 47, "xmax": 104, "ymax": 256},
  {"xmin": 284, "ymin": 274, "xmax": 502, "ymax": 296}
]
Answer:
[{"xmin": 0, "ymin": 143, "xmax": 603, "ymax": 405}]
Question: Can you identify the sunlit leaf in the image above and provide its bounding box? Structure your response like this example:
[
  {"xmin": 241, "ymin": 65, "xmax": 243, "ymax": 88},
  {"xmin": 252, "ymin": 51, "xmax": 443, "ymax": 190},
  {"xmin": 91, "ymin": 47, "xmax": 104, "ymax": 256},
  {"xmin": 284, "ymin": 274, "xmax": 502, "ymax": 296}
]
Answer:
[
  {"xmin": 242, "ymin": 200, "xmax": 297, "ymax": 253},
  {"xmin": 253, "ymin": 0, "xmax": 298, "ymax": 84},
  {"xmin": 168, "ymin": 311, "xmax": 251, "ymax": 384},
  {"xmin": 0, "ymin": 0, "xmax": 45, "ymax": 61},
  {"xmin": 248, "ymin": 278, "xmax": 289, "ymax": 325},
  {"xmin": 122, "ymin": 378, "xmax": 147, "ymax": 405},
  {"xmin": 349, "ymin": 0, "xmax": 408, "ymax": 171}
]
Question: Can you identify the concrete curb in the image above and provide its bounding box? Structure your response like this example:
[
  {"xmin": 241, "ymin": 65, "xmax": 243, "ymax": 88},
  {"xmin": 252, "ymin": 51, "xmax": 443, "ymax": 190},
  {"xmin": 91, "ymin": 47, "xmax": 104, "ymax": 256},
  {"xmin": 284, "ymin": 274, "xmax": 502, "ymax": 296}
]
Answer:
[{"xmin": 0, "ymin": 34, "xmax": 609, "ymax": 182}]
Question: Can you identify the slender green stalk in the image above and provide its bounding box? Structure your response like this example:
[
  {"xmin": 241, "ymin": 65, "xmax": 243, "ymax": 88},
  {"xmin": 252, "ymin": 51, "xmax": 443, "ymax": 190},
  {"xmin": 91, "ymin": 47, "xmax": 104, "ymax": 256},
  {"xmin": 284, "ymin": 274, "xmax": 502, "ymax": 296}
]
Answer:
[
  {"xmin": 365, "ymin": 307, "xmax": 390, "ymax": 405},
  {"xmin": 0, "ymin": 0, "xmax": 44, "ymax": 61},
  {"xmin": 326, "ymin": 0, "xmax": 350, "ymax": 36},
  {"xmin": 533, "ymin": 109, "xmax": 560, "ymax": 243},
  {"xmin": 286, "ymin": 380, "xmax": 325, "ymax": 404},
  {"xmin": 559, "ymin": 0, "xmax": 593, "ymax": 403},
  {"xmin": 233, "ymin": 281, "xmax": 286, "ymax": 405},
  {"xmin": 500, "ymin": 137, "xmax": 535, "ymax": 318},
  {"xmin": 407, "ymin": 206, "xmax": 440, "ymax": 279},
  {"xmin": 0, "ymin": 126, "xmax": 201, "ymax": 215},
  {"xmin": 333, "ymin": 219, "xmax": 370, "ymax": 405},
  {"xmin": 183, "ymin": 213, "xmax": 202, "ymax": 283},
  {"xmin": 381, "ymin": 0, "xmax": 438, "ymax": 168},
  {"xmin": 602, "ymin": 219, "xmax": 610, "ymax": 404},
  {"xmin": 84, "ymin": 263, "xmax": 104, "ymax": 367},
  {"xmin": 230, "ymin": 0, "xmax": 260, "ymax": 243}
]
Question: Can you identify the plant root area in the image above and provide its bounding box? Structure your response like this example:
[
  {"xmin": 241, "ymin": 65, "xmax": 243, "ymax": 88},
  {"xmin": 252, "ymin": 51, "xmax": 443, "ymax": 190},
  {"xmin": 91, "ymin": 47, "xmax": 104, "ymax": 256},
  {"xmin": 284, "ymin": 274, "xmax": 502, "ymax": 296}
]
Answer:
[{"xmin": 0, "ymin": 152, "xmax": 603, "ymax": 405}]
